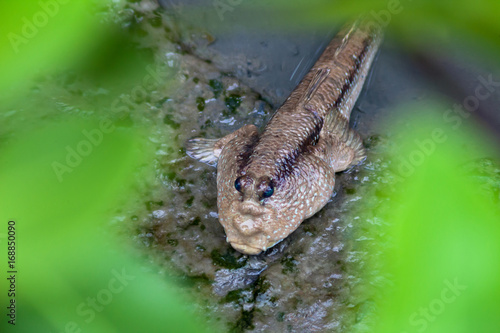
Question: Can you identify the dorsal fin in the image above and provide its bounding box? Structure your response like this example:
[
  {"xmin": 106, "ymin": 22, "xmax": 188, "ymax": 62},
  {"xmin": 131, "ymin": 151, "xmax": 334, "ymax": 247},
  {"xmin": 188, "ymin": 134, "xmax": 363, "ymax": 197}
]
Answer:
[
  {"xmin": 302, "ymin": 68, "xmax": 330, "ymax": 104},
  {"xmin": 334, "ymin": 18, "xmax": 360, "ymax": 58}
]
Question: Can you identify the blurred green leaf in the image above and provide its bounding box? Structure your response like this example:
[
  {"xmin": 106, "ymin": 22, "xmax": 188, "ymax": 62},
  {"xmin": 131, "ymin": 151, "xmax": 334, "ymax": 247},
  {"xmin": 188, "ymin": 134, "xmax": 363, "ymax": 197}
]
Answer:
[
  {"xmin": 0, "ymin": 118, "xmax": 212, "ymax": 332},
  {"xmin": 0, "ymin": 1, "xmax": 109, "ymax": 95},
  {"xmin": 369, "ymin": 110, "xmax": 500, "ymax": 333}
]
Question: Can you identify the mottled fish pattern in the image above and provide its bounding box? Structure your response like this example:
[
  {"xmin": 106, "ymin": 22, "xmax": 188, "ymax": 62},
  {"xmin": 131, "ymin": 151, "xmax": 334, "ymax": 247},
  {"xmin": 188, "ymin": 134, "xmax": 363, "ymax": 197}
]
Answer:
[{"xmin": 187, "ymin": 17, "xmax": 383, "ymax": 255}]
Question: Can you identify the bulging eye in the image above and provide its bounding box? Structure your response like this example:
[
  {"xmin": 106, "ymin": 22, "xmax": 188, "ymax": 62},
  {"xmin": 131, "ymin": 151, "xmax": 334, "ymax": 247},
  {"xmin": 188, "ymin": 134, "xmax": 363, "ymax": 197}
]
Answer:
[
  {"xmin": 262, "ymin": 184, "xmax": 274, "ymax": 198},
  {"xmin": 235, "ymin": 177, "xmax": 242, "ymax": 192}
]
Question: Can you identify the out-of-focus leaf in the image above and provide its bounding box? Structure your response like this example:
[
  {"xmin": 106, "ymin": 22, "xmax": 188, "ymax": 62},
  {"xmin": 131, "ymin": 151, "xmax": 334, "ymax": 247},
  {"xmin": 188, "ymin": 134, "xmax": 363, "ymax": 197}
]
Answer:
[
  {"xmin": 0, "ymin": 118, "xmax": 212, "ymax": 333},
  {"xmin": 0, "ymin": 1, "xmax": 107, "ymax": 95},
  {"xmin": 369, "ymin": 109, "xmax": 500, "ymax": 333}
]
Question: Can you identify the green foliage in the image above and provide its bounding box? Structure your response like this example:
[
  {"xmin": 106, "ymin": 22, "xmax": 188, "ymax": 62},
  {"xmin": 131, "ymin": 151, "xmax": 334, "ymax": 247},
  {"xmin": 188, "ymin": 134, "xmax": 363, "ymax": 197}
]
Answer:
[
  {"xmin": 0, "ymin": 1, "xmax": 214, "ymax": 332},
  {"xmin": 1, "ymin": 1, "xmax": 499, "ymax": 332},
  {"xmin": 0, "ymin": 118, "xmax": 212, "ymax": 332},
  {"xmin": 0, "ymin": 1, "xmax": 103, "ymax": 94},
  {"xmin": 366, "ymin": 110, "xmax": 500, "ymax": 333}
]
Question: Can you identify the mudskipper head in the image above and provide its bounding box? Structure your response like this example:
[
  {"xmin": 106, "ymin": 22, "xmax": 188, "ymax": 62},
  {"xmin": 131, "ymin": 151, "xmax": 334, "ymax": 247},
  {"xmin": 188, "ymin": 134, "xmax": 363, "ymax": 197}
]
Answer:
[
  {"xmin": 187, "ymin": 132, "xmax": 339, "ymax": 256},
  {"xmin": 217, "ymin": 154, "xmax": 335, "ymax": 255},
  {"xmin": 217, "ymin": 174, "xmax": 278, "ymax": 254}
]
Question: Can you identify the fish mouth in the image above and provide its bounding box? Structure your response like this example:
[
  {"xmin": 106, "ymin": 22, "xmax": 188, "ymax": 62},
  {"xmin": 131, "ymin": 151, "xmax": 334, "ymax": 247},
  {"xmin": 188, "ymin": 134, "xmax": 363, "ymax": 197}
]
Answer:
[
  {"xmin": 222, "ymin": 200, "xmax": 276, "ymax": 255},
  {"xmin": 229, "ymin": 242, "xmax": 265, "ymax": 255}
]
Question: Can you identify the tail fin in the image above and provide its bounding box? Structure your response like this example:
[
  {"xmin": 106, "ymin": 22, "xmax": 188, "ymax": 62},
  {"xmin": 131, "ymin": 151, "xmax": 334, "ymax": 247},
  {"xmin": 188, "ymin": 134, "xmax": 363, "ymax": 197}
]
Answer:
[{"xmin": 301, "ymin": 15, "xmax": 383, "ymax": 120}]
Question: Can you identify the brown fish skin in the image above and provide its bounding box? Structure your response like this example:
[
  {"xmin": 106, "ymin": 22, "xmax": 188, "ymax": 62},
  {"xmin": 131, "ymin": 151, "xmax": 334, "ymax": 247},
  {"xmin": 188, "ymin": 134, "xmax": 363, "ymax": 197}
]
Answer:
[{"xmin": 187, "ymin": 17, "xmax": 383, "ymax": 255}]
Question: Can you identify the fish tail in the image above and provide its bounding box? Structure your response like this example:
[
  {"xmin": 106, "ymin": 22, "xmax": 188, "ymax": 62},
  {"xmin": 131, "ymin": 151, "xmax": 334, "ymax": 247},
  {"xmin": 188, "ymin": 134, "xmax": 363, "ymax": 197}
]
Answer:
[{"xmin": 296, "ymin": 15, "xmax": 383, "ymax": 121}]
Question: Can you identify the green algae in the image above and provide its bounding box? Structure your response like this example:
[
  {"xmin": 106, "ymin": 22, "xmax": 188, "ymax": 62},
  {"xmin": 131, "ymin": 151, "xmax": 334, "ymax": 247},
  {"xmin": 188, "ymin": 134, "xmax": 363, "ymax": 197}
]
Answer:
[
  {"xmin": 209, "ymin": 79, "xmax": 224, "ymax": 98},
  {"xmin": 224, "ymin": 94, "xmax": 242, "ymax": 114},
  {"xmin": 211, "ymin": 249, "xmax": 247, "ymax": 269}
]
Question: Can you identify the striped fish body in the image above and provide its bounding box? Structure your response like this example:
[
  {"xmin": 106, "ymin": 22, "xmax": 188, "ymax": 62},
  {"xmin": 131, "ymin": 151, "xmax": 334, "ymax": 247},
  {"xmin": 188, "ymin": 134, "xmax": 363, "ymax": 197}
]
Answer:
[{"xmin": 187, "ymin": 18, "xmax": 383, "ymax": 255}]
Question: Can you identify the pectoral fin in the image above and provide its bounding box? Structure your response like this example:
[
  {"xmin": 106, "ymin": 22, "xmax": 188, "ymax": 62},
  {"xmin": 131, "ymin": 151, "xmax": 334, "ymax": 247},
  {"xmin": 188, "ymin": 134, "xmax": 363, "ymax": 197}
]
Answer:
[
  {"xmin": 317, "ymin": 110, "xmax": 365, "ymax": 172},
  {"xmin": 186, "ymin": 124, "xmax": 259, "ymax": 167},
  {"xmin": 186, "ymin": 138, "xmax": 220, "ymax": 167},
  {"xmin": 329, "ymin": 132, "xmax": 365, "ymax": 172}
]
